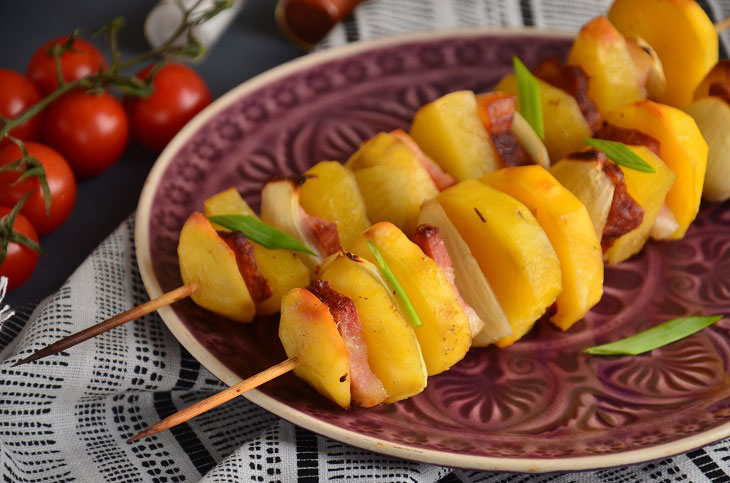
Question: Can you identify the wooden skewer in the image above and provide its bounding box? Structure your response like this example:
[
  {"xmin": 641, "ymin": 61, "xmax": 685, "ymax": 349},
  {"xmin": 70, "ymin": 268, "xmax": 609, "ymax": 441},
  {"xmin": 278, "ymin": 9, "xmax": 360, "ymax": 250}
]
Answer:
[
  {"xmin": 128, "ymin": 357, "xmax": 300, "ymax": 442},
  {"xmin": 12, "ymin": 283, "xmax": 199, "ymax": 367},
  {"xmin": 716, "ymin": 17, "xmax": 730, "ymax": 33}
]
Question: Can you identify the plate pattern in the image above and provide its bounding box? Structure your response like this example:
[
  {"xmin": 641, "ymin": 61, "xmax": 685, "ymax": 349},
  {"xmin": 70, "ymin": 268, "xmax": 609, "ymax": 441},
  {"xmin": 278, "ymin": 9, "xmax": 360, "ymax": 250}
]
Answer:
[{"xmin": 147, "ymin": 33, "xmax": 730, "ymax": 460}]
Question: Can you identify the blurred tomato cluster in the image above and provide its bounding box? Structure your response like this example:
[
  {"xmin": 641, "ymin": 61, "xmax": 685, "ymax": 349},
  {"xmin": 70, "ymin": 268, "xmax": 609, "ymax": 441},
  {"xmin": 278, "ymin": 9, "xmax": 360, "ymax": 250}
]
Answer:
[{"xmin": 0, "ymin": 36, "xmax": 212, "ymax": 290}]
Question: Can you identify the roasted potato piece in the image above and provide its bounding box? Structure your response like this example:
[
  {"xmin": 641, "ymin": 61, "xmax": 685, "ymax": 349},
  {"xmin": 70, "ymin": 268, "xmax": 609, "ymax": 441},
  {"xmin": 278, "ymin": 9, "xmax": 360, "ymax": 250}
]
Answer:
[
  {"xmin": 604, "ymin": 101, "xmax": 707, "ymax": 239},
  {"xmin": 299, "ymin": 161, "xmax": 370, "ymax": 248},
  {"xmin": 566, "ymin": 16, "xmax": 644, "ymax": 115},
  {"xmin": 178, "ymin": 212, "xmax": 255, "ymax": 322},
  {"xmin": 686, "ymin": 96, "xmax": 730, "ymax": 202},
  {"xmin": 605, "ymin": 146, "xmax": 676, "ymax": 264},
  {"xmin": 410, "ymin": 90, "xmax": 500, "ymax": 180},
  {"xmin": 319, "ymin": 253, "xmax": 427, "ymax": 403},
  {"xmin": 353, "ymin": 164, "xmax": 437, "ymax": 236},
  {"xmin": 204, "ymin": 188, "xmax": 310, "ymax": 315},
  {"xmin": 349, "ymin": 222, "xmax": 472, "ymax": 375},
  {"xmin": 481, "ymin": 166, "xmax": 603, "ymax": 330},
  {"xmin": 608, "ymin": 0, "xmax": 718, "ymax": 108},
  {"xmin": 279, "ymin": 288, "xmax": 351, "ymax": 408},
  {"xmin": 437, "ymin": 180, "xmax": 562, "ymax": 346},
  {"xmin": 495, "ymin": 74, "xmax": 592, "ymax": 161}
]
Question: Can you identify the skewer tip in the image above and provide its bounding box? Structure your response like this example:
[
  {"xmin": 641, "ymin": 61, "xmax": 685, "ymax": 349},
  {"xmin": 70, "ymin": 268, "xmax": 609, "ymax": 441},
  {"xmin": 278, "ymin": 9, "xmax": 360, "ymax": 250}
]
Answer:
[{"xmin": 11, "ymin": 352, "xmax": 44, "ymax": 367}]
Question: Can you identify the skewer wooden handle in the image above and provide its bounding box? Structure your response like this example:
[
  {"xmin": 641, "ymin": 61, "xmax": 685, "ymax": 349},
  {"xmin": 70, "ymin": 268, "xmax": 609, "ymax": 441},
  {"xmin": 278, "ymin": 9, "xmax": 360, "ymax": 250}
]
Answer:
[
  {"xmin": 12, "ymin": 283, "xmax": 198, "ymax": 367},
  {"xmin": 717, "ymin": 17, "xmax": 730, "ymax": 33},
  {"xmin": 128, "ymin": 357, "xmax": 300, "ymax": 442}
]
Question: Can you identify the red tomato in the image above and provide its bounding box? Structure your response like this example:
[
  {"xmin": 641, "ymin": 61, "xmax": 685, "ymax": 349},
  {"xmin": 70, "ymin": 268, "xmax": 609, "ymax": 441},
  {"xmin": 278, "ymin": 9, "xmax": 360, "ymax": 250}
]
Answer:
[
  {"xmin": 43, "ymin": 90, "xmax": 129, "ymax": 177},
  {"xmin": 26, "ymin": 37, "xmax": 106, "ymax": 95},
  {"xmin": 0, "ymin": 142, "xmax": 76, "ymax": 236},
  {"xmin": 0, "ymin": 69, "xmax": 43, "ymax": 146},
  {"xmin": 0, "ymin": 206, "xmax": 40, "ymax": 291},
  {"xmin": 126, "ymin": 63, "xmax": 211, "ymax": 152}
]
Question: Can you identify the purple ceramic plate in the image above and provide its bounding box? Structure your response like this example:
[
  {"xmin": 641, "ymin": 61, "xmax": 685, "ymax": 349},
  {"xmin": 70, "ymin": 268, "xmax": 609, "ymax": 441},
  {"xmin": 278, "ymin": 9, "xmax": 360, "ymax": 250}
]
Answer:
[{"xmin": 135, "ymin": 29, "xmax": 730, "ymax": 472}]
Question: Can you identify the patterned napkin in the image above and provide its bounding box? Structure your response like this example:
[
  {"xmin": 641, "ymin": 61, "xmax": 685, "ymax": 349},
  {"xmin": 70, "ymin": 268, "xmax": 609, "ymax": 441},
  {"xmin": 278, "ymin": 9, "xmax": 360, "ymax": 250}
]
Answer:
[{"xmin": 3, "ymin": 1, "xmax": 730, "ymax": 481}]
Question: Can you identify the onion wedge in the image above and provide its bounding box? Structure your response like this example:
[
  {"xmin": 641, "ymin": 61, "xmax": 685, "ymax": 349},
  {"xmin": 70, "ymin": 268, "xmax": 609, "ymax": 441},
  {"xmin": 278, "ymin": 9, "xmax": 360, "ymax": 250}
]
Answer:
[
  {"xmin": 551, "ymin": 158, "xmax": 615, "ymax": 238},
  {"xmin": 418, "ymin": 199, "xmax": 512, "ymax": 346},
  {"xmin": 511, "ymin": 111, "xmax": 550, "ymax": 169},
  {"xmin": 260, "ymin": 178, "xmax": 323, "ymax": 269},
  {"xmin": 650, "ymin": 203, "xmax": 680, "ymax": 240}
]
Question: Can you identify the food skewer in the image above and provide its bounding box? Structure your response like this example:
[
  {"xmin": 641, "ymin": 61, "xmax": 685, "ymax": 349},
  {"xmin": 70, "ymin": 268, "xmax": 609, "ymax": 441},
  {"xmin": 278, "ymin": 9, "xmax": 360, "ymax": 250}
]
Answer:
[
  {"xmin": 128, "ymin": 357, "xmax": 300, "ymax": 442},
  {"xmin": 12, "ymin": 283, "xmax": 198, "ymax": 367}
]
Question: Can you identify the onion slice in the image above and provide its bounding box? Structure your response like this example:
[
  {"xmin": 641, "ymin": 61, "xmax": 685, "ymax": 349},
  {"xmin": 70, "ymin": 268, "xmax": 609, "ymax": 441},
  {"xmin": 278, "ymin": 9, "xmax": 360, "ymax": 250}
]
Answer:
[
  {"xmin": 418, "ymin": 199, "xmax": 512, "ymax": 346},
  {"xmin": 511, "ymin": 111, "xmax": 550, "ymax": 169},
  {"xmin": 650, "ymin": 203, "xmax": 680, "ymax": 240},
  {"xmin": 551, "ymin": 159, "xmax": 615, "ymax": 238},
  {"xmin": 261, "ymin": 179, "xmax": 322, "ymax": 269}
]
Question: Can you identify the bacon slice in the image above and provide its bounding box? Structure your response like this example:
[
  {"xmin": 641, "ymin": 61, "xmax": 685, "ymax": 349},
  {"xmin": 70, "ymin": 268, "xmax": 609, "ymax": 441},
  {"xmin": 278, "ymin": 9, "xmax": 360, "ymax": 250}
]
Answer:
[
  {"xmin": 390, "ymin": 129, "xmax": 457, "ymax": 191},
  {"xmin": 709, "ymin": 82, "xmax": 730, "ymax": 106},
  {"xmin": 411, "ymin": 224, "xmax": 484, "ymax": 337},
  {"xmin": 534, "ymin": 58, "xmax": 602, "ymax": 132},
  {"xmin": 594, "ymin": 122, "xmax": 661, "ymax": 157},
  {"xmin": 307, "ymin": 280, "xmax": 387, "ymax": 408},
  {"xmin": 475, "ymin": 93, "xmax": 532, "ymax": 167},
  {"xmin": 566, "ymin": 149, "xmax": 644, "ymax": 250},
  {"xmin": 219, "ymin": 231, "xmax": 272, "ymax": 303},
  {"xmin": 299, "ymin": 208, "xmax": 341, "ymax": 256}
]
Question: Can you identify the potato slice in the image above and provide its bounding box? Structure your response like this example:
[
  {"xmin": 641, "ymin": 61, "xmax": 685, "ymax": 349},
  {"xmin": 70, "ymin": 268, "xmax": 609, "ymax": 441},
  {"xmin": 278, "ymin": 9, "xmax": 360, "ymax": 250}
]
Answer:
[
  {"xmin": 204, "ymin": 188, "xmax": 310, "ymax": 315},
  {"xmin": 349, "ymin": 222, "xmax": 471, "ymax": 375},
  {"xmin": 604, "ymin": 101, "xmax": 707, "ymax": 239},
  {"xmin": 178, "ymin": 212, "xmax": 255, "ymax": 322},
  {"xmin": 605, "ymin": 146, "xmax": 676, "ymax": 264},
  {"xmin": 353, "ymin": 165, "xmax": 437, "ymax": 236},
  {"xmin": 299, "ymin": 161, "xmax": 370, "ymax": 249},
  {"xmin": 410, "ymin": 90, "xmax": 500, "ymax": 180},
  {"xmin": 551, "ymin": 158, "xmax": 616, "ymax": 238},
  {"xmin": 495, "ymin": 74, "xmax": 592, "ymax": 162},
  {"xmin": 686, "ymin": 96, "xmax": 730, "ymax": 202},
  {"xmin": 566, "ymin": 16, "xmax": 644, "ymax": 115},
  {"xmin": 279, "ymin": 288, "xmax": 351, "ymax": 408},
  {"xmin": 608, "ymin": 0, "xmax": 718, "ymax": 108},
  {"xmin": 319, "ymin": 253, "xmax": 427, "ymax": 403},
  {"xmin": 437, "ymin": 180, "xmax": 562, "ymax": 346},
  {"xmin": 481, "ymin": 166, "xmax": 603, "ymax": 330}
]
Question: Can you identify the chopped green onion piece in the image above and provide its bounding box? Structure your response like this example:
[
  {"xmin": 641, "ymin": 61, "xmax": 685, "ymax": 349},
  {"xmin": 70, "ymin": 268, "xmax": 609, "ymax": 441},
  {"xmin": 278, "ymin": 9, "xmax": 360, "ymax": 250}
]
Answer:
[
  {"xmin": 513, "ymin": 56, "xmax": 544, "ymax": 140},
  {"xmin": 366, "ymin": 239, "xmax": 423, "ymax": 328},
  {"xmin": 207, "ymin": 214, "xmax": 316, "ymax": 255},
  {"xmin": 583, "ymin": 138, "xmax": 656, "ymax": 173},
  {"xmin": 583, "ymin": 315, "xmax": 723, "ymax": 356}
]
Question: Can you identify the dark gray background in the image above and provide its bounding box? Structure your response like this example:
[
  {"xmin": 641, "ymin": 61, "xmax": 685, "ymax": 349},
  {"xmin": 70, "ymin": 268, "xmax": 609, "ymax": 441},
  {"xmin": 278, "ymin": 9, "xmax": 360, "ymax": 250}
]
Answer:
[{"xmin": 3, "ymin": 1, "xmax": 303, "ymax": 307}]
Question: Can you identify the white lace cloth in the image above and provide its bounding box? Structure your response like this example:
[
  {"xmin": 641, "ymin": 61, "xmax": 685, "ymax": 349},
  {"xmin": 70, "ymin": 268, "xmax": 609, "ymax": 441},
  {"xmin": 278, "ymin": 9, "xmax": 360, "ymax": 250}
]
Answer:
[{"xmin": 3, "ymin": 1, "xmax": 730, "ymax": 481}]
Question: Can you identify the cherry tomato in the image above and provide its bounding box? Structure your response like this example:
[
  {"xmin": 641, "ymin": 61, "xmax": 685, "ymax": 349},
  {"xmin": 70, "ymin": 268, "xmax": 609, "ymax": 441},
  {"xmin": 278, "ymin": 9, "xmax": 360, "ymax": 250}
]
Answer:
[
  {"xmin": 0, "ymin": 206, "xmax": 40, "ymax": 291},
  {"xmin": 0, "ymin": 69, "xmax": 43, "ymax": 146},
  {"xmin": 43, "ymin": 90, "xmax": 129, "ymax": 177},
  {"xmin": 126, "ymin": 63, "xmax": 211, "ymax": 152},
  {"xmin": 0, "ymin": 142, "xmax": 76, "ymax": 236},
  {"xmin": 26, "ymin": 37, "xmax": 106, "ymax": 95}
]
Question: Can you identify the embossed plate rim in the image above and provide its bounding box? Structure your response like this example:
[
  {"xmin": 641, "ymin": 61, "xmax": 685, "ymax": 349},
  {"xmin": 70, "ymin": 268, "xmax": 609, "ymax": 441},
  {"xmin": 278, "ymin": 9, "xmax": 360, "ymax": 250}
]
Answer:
[{"xmin": 135, "ymin": 27, "xmax": 730, "ymax": 473}]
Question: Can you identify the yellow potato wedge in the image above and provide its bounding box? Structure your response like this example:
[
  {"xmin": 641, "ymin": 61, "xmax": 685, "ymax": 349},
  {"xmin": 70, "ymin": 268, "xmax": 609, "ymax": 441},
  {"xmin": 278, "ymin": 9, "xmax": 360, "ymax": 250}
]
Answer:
[
  {"xmin": 319, "ymin": 253, "xmax": 427, "ymax": 402},
  {"xmin": 566, "ymin": 16, "xmax": 644, "ymax": 115},
  {"xmin": 204, "ymin": 188, "xmax": 310, "ymax": 315},
  {"xmin": 481, "ymin": 166, "xmax": 603, "ymax": 330},
  {"xmin": 437, "ymin": 180, "xmax": 562, "ymax": 346},
  {"xmin": 178, "ymin": 212, "xmax": 255, "ymax": 322},
  {"xmin": 349, "ymin": 222, "xmax": 472, "ymax": 375},
  {"xmin": 608, "ymin": 0, "xmax": 718, "ymax": 108},
  {"xmin": 410, "ymin": 90, "xmax": 500, "ymax": 180},
  {"xmin": 604, "ymin": 100, "xmax": 707, "ymax": 239},
  {"xmin": 299, "ymin": 161, "xmax": 370, "ymax": 249},
  {"xmin": 605, "ymin": 146, "xmax": 676, "ymax": 263},
  {"xmin": 279, "ymin": 288, "xmax": 351, "ymax": 408}
]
